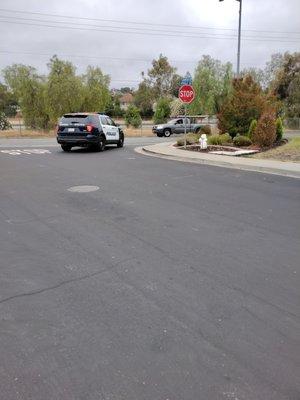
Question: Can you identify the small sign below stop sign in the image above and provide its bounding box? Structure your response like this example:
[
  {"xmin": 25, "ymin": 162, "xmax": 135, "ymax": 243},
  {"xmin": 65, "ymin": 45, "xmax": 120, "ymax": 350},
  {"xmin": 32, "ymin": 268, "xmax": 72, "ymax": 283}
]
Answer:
[{"xmin": 179, "ymin": 84, "xmax": 195, "ymax": 104}]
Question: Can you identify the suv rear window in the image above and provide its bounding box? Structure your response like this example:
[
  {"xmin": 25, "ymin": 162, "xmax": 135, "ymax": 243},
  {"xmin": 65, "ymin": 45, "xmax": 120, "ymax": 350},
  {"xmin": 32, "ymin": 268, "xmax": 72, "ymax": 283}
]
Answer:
[{"xmin": 60, "ymin": 115, "xmax": 99, "ymax": 126}]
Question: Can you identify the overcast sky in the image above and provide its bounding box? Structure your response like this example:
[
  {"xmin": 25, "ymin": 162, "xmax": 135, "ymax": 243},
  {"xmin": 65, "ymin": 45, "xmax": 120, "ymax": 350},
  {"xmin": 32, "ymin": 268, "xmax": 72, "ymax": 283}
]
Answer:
[{"xmin": 0, "ymin": 0, "xmax": 299, "ymax": 88}]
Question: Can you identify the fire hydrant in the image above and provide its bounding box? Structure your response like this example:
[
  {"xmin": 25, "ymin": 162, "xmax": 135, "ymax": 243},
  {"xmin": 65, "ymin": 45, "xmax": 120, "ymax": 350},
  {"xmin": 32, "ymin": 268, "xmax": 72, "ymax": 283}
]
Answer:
[{"xmin": 199, "ymin": 133, "xmax": 207, "ymax": 150}]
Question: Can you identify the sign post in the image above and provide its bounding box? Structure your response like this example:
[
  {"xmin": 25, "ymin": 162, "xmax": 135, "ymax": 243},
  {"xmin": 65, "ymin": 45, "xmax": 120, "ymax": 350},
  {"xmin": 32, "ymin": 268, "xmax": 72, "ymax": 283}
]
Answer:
[{"xmin": 178, "ymin": 83, "xmax": 195, "ymax": 149}]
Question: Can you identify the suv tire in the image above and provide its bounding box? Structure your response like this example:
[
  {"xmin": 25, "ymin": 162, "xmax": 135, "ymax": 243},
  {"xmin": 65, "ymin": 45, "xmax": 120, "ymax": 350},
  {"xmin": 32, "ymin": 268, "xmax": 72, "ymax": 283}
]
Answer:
[
  {"xmin": 164, "ymin": 129, "xmax": 172, "ymax": 137},
  {"xmin": 61, "ymin": 144, "xmax": 72, "ymax": 152},
  {"xmin": 95, "ymin": 136, "xmax": 105, "ymax": 152},
  {"xmin": 117, "ymin": 135, "xmax": 124, "ymax": 148}
]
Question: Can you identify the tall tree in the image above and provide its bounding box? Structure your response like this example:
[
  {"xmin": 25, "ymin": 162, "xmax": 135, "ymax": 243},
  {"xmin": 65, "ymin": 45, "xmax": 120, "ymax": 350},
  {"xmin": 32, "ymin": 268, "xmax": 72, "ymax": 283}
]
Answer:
[
  {"xmin": 270, "ymin": 52, "xmax": 300, "ymax": 117},
  {"xmin": 3, "ymin": 64, "xmax": 49, "ymax": 129},
  {"xmin": 46, "ymin": 56, "xmax": 83, "ymax": 123},
  {"xmin": 264, "ymin": 53, "xmax": 285, "ymax": 88},
  {"xmin": 147, "ymin": 54, "xmax": 177, "ymax": 98},
  {"xmin": 240, "ymin": 67, "xmax": 266, "ymax": 89},
  {"xmin": 134, "ymin": 81, "xmax": 154, "ymax": 117},
  {"xmin": 188, "ymin": 56, "xmax": 233, "ymax": 115},
  {"xmin": 81, "ymin": 66, "xmax": 111, "ymax": 112},
  {"xmin": 0, "ymin": 83, "xmax": 18, "ymax": 116}
]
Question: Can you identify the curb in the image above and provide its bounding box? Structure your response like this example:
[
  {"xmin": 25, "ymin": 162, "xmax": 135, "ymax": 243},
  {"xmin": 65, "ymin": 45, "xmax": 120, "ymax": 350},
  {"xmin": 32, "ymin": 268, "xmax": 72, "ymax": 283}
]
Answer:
[{"xmin": 135, "ymin": 144, "xmax": 300, "ymax": 179}]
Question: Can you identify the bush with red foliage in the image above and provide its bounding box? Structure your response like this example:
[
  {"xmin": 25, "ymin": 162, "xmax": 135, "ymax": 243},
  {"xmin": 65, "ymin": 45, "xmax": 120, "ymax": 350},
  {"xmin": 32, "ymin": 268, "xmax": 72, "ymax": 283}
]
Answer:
[
  {"xmin": 252, "ymin": 110, "xmax": 277, "ymax": 148},
  {"xmin": 218, "ymin": 75, "xmax": 278, "ymax": 138}
]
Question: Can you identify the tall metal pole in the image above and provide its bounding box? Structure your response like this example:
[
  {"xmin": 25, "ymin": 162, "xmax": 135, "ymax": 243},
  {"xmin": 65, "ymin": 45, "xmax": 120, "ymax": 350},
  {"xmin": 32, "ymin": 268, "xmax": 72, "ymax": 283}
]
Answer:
[
  {"xmin": 184, "ymin": 104, "xmax": 187, "ymax": 149},
  {"xmin": 237, "ymin": 0, "xmax": 242, "ymax": 76}
]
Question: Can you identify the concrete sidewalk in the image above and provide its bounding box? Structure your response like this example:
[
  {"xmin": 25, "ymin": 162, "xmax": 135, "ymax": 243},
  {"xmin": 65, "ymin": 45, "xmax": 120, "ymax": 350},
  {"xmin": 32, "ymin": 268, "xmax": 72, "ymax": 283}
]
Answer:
[{"xmin": 138, "ymin": 141, "xmax": 300, "ymax": 179}]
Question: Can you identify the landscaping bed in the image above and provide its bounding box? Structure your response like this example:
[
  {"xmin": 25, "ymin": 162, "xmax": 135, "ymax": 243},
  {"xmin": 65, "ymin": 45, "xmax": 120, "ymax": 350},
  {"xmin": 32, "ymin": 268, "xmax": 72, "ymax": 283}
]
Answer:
[{"xmin": 176, "ymin": 143, "xmax": 259, "ymax": 157}]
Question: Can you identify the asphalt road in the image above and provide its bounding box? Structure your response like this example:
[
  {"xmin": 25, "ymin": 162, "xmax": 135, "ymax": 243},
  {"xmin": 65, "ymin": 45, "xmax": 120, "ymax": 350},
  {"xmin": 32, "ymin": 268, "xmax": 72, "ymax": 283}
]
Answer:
[{"xmin": 0, "ymin": 139, "xmax": 299, "ymax": 400}]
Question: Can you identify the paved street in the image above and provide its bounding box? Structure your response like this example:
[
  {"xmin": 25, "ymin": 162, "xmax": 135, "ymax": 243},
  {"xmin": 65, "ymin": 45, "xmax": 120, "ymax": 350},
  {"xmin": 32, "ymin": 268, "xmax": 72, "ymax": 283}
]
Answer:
[{"xmin": 0, "ymin": 139, "xmax": 299, "ymax": 400}]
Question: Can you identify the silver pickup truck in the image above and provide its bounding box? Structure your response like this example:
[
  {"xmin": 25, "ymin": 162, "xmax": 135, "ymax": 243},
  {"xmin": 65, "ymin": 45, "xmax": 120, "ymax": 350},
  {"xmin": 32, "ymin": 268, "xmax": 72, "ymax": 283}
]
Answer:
[{"xmin": 152, "ymin": 117, "xmax": 205, "ymax": 137}]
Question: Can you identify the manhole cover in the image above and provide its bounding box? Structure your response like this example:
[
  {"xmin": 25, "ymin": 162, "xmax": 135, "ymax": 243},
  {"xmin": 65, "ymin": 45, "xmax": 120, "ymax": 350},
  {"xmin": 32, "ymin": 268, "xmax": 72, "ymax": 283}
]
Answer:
[{"xmin": 67, "ymin": 185, "xmax": 100, "ymax": 193}]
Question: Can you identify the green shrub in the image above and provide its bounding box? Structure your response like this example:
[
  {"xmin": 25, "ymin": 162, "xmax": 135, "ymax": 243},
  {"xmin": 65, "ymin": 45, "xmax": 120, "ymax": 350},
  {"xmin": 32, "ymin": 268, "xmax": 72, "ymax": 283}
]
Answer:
[
  {"xmin": 208, "ymin": 133, "xmax": 232, "ymax": 145},
  {"xmin": 275, "ymin": 117, "xmax": 283, "ymax": 141},
  {"xmin": 125, "ymin": 105, "xmax": 142, "ymax": 128},
  {"xmin": 219, "ymin": 133, "xmax": 232, "ymax": 144},
  {"xmin": 0, "ymin": 112, "xmax": 11, "ymax": 130},
  {"xmin": 199, "ymin": 125, "xmax": 212, "ymax": 135},
  {"xmin": 248, "ymin": 119, "xmax": 257, "ymax": 139},
  {"xmin": 233, "ymin": 135, "xmax": 252, "ymax": 147},
  {"xmin": 177, "ymin": 132, "xmax": 200, "ymax": 146},
  {"xmin": 252, "ymin": 111, "xmax": 276, "ymax": 147},
  {"xmin": 208, "ymin": 135, "xmax": 220, "ymax": 145}
]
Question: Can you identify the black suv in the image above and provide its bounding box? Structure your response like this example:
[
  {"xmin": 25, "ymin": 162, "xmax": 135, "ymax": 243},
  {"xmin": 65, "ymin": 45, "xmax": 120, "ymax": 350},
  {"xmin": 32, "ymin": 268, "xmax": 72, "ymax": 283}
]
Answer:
[{"xmin": 57, "ymin": 113, "xmax": 124, "ymax": 152}]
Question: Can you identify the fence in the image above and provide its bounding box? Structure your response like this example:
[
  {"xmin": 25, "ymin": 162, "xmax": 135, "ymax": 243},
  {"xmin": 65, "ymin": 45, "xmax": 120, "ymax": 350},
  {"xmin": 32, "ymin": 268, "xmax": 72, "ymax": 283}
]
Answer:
[{"xmin": 284, "ymin": 118, "xmax": 300, "ymax": 130}]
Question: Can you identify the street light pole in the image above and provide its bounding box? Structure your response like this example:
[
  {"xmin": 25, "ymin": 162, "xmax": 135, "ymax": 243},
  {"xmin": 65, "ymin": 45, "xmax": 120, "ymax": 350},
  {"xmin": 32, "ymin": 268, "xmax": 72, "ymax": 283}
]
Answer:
[
  {"xmin": 219, "ymin": 0, "xmax": 242, "ymax": 77},
  {"xmin": 237, "ymin": 0, "xmax": 242, "ymax": 76}
]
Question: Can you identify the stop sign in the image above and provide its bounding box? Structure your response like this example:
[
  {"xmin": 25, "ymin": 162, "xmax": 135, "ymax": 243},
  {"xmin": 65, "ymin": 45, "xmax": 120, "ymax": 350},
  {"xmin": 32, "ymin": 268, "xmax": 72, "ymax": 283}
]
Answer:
[{"xmin": 178, "ymin": 84, "xmax": 195, "ymax": 104}]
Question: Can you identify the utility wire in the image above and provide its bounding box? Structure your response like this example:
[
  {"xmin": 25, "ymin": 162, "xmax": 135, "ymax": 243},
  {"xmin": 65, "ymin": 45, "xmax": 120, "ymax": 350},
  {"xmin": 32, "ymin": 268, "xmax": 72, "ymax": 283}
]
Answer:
[
  {"xmin": 1, "ymin": 14, "xmax": 299, "ymax": 41},
  {"xmin": 0, "ymin": 19, "xmax": 299, "ymax": 43},
  {"xmin": 0, "ymin": 49, "xmax": 268, "ymax": 67},
  {"xmin": 0, "ymin": 7, "xmax": 299, "ymax": 35}
]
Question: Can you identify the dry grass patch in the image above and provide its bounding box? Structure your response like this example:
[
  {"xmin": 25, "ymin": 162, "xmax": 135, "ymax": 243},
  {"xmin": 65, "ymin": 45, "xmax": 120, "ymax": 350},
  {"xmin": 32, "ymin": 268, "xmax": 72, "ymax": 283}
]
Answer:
[
  {"xmin": 252, "ymin": 137, "xmax": 300, "ymax": 162},
  {"xmin": 0, "ymin": 129, "xmax": 56, "ymax": 138}
]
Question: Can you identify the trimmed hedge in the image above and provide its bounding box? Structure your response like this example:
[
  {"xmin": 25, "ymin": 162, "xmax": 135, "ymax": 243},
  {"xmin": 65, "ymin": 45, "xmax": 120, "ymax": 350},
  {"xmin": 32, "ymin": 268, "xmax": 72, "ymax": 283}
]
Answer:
[
  {"xmin": 233, "ymin": 135, "xmax": 252, "ymax": 147},
  {"xmin": 208, "ymin": 133, "xmax": 232, "ymax": 145}
]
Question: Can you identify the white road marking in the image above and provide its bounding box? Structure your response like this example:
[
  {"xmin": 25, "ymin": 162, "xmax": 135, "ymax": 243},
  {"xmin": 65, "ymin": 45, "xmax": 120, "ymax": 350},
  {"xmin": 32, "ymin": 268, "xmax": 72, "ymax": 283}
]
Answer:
[
  {"xmin": 67, "ymin": 185, "xmax": 100, "ymax": 193},
  {"xmin": 1, "ymin": 149, "xmax": 51, "ymax": 156}
]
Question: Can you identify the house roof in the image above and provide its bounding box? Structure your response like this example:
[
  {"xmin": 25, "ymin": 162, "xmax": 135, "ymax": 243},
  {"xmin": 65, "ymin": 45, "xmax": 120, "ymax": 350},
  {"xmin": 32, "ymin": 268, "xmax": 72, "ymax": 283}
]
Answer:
[{"xmin": 120, "ymin": 93, "xmax": 133, "ymax": 104}]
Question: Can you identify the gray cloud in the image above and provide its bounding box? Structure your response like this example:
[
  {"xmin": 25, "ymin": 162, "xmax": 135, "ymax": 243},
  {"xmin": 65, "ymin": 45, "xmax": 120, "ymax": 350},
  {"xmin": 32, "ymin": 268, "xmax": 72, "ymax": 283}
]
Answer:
[{"xmin": 0, "ymin": 0, "xmax": 299, "ymax": 87}]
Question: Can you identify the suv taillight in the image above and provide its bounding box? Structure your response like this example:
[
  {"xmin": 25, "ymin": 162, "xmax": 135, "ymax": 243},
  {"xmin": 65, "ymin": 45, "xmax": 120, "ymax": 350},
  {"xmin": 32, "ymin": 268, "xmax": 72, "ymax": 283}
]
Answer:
[{"xmin": 86, "ymin": 125, "xmax": 94, "ymax": 133}]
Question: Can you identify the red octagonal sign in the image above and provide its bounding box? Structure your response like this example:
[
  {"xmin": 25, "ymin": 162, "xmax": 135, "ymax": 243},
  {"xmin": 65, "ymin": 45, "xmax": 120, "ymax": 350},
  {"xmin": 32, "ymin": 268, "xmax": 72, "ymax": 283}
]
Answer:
[{"xmin": 178, "ymin": 84, "xmax": 195, "ymax": 104}]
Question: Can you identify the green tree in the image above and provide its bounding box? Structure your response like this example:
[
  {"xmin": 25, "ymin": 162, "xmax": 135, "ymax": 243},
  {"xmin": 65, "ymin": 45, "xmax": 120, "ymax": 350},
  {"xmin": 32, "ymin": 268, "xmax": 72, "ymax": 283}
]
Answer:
[
  {"xmin": 264, "ymin": 53, "xmax": 285, "ymax": 87},
  {"xmin": 188, "ymin": 56, "xmax": 233, "ymax": 115},
  {"xmin": 271, "ymin": 52, "xmax": 300, "ymax": 117},
  {"xmin": 120, "ymin": 87, "xmax": 133, "ymax": 94},
  {"xmin": 170, "ymin": 98, "xmax": 184, "ymax": 118},
  {"xmin": 153, "ymin": 97, "xmax": 171, "ymax": 124},
  {"xmin": 125, "ymin": 105, "xmax": 142, "ymax": 128},
  {"xmin": 45, "ymin": 56, "xmax": 83, "ymax": 123},
  {"xmin": 105, "ymin": 93, "xmax": 123, "ymax": 118},
  {"xmin": 286, "ymin": 73, "xmax": 300, "ymax": 118},
  {"xmin": 0, "ymin": 83, "xmax": 18, "ymax": 116},
  {"xmin": 81, "ymin": 66, "xmax": 111, "ymax": 112},
  {"xmin": 3, "ymin": 64, "xmax": 49, "ymax": 129},
  {"xmin": 134, "ymin": 81, "xmax": 154, "ymax": 117},
  {"xmin": 0, "ymin": 111, "xmax": 11, "ymax": 130},
  {"xmin": 147, "ymin": 54, "xmax": 177, "ymax": 98}
]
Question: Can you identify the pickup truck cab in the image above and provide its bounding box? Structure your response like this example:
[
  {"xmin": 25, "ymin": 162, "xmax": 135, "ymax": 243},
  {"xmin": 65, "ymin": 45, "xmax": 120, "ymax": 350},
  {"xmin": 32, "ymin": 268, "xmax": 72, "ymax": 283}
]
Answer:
[
  {"xmin": 152, "ymin": 117, "xmax": 205, "ymax": 137},
  {"xmin": 57, "ymin": 112, "xmax": 124, "ymax": 152}
]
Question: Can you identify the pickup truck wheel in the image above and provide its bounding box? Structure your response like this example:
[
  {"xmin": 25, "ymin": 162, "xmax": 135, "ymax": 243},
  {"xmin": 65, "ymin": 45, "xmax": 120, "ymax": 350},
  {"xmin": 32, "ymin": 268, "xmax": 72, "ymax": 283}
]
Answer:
[{"xmin": 164, "ymin": 129, "xmax": 172, "ymax": 137}]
